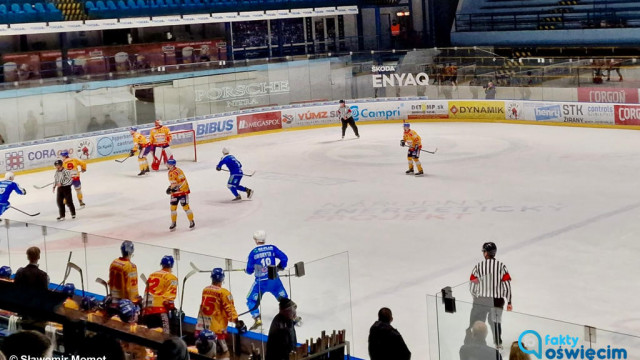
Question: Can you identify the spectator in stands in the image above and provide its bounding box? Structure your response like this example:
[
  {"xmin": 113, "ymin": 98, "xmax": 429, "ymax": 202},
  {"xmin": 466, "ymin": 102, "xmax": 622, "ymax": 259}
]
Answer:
[
  {"xmin": 87, "ymin": 117, "xmax": 101, "ymax": 132},
  {"xmin": 460, "ymin": 321, "xmax": 503, "ymax": 360},
  {"xmin": 266, "ymin": 298, "xmax": 298, "ymax": 360},
  {"xmin": 102, "ymin": 114, "xmax": 118, "ymax": 130},
  {"xmin": 368, "ymin": 307, "xmax": 411, "ymax": 360},
  {"xmin": 77, "ymin": 334, "xmax": 126, "ymax": 360},
  {"xmin": 14, "ymin": 246, "xmax": 49, "ymax": 291},
  {"xmin": 158, "ymin": 338, "xmax": 190, "ymax": 360},
  {"xmin": 0, "ymin": 330, "xmax": 53, "ymax": 358},
  {"xmin": 509, "ymin": 341, "xmax": 530, "ymax": 360},
  {"xmin": 484, "ymin": 81, "xmax": 496, "ymax": 99}
]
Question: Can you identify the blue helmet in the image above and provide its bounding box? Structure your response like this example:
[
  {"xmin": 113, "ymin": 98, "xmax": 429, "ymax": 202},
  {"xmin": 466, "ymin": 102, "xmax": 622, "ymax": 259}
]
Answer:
[
  {"xmin": 118, "ymin": 299, "xmax": 139, "ymax": 322},
  {"xmin": 81, "ymin": 296, "xmax": 99, "ymax": 311},
  {"xmin": 130, "ymin": 126, "xmax": 138, "ymax": 132},
  {"xmin": 0, "ymin": 265, "xmax": 11, "ymax": 279},
  {"xmin": 167, "ymin": 159, "xmax": 177, "ymax": 166},
  {"xmin": 403, "ymin": 123, "xmax": 410, "ymax": 128},
  {"xmin": 210, "ymin": 268, "xmax": 225, "ymax": 283},
  {"xmin": 62, "ymin": 283, "xmax": 76, "ymax": 297},
  {"xmin": 160, "ymin": 255, "xmax": 174, "ymax": 269},
  {"xmin": 60, "ymin": 150, "xmax": 69, "ymax": 157},
  {"xmin": 198, "ymin": 329, "xmax": 217, "ymax": 342},
  {"xmin": 121, "ymin": 240, "xmax": 134, "ymax": 257}
]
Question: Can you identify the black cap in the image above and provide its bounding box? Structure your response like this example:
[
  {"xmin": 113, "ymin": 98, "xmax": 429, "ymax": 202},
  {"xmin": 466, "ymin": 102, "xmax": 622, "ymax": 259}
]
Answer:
[
  {"xmin": 482, "ymin": 242, "xmax": 497, "ymax": 257},
  {"xmin": 279, "ymin": 297, "xmax": 296, "ymax": 310},
  {"xmin": 339, "ymin": 100, "xmax": 345, "ymax": 103},
  {"xmin": 54, "ymin": 160, "xmax": 63, "ymax": 166}
]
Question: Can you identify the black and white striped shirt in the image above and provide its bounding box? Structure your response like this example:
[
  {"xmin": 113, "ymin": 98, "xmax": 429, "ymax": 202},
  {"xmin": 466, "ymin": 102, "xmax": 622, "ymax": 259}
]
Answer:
[
  {"xmin": 54, "ymin": 169, "xmax": 72, "ymax": 186},
  {"xmin": 469, "ymin": 258, "xmax": 512, "ymax": 304}
]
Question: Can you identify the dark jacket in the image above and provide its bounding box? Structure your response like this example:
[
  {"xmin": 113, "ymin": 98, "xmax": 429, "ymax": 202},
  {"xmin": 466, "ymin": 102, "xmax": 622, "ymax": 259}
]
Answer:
[
  {"xmin": 368, "ymin": 321, "xmax": 411, "ymax": 360},
  {"xmin": 460, "ymin": 338, "xmax": 503, "ymax": 360},
  {"xmin": 14, "ymin": 264, "xmax": 49, "ymax": 291},
  {"xmin": 266, "ymin": 313, "xmax": 297, "ymax": 360}
]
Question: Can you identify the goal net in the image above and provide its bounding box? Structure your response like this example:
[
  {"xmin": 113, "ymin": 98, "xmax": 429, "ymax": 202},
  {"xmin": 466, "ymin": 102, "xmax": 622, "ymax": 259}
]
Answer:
[{"xmin": 170, "ymin": 129, "xmax": 197, "ymax": 162}]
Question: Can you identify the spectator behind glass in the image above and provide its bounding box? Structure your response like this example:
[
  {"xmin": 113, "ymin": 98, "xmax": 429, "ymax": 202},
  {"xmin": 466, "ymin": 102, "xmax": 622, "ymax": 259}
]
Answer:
[
  {"xmin": 87, "ymin": 117, "xmax": 101, "ymax": 132},
  {"xmin": 484, "ymin": 81, "xmax": 497, "ymax": 99},
  {"xmin": 77, "ymin": 334, "xmax": 126, "ymax": 360},
  {"xmin": 0, "ymin": 330, "xmax": 53, "ymax": 358},
  {"xmin": 509, "ymin": 341, "xmax": 531, "ymax": 360},
  {"xmin": 266, "ymin": 298, "xmax": 298, "ymax": 360},
  {"xmin": 460, "ymin": 321, "xmax": 503, "ymax": 360},
  {"xmin": 14, "ymin": 246, "xmax": 49, "ymax": 291},
  {"xmin": 368, "ymin": 307, "xmax": 411, "ymax": 360}
]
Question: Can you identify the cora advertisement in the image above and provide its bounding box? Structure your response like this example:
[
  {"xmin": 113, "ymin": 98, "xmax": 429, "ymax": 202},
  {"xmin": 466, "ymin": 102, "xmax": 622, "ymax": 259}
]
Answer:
[
  {"xmin": 448, "ymin": 101, "xmax": 505, "ymax": 120},
  {"xmin": 237, "ymin": 111, "xmax": 282, "ymax": 134},
  {"xmin": 577, "ymin": 87, "xmax": 639, "ymax": 104},
  {"xmin": 614, "ymin": 104, "xmax": 640, "ymax": 125}
]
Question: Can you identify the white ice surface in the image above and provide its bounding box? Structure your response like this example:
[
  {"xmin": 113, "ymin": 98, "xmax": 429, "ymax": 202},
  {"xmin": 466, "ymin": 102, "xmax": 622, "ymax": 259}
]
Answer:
[{"xmin": 1, "ymin": 122, "xmax": 640, "ymax": 359}]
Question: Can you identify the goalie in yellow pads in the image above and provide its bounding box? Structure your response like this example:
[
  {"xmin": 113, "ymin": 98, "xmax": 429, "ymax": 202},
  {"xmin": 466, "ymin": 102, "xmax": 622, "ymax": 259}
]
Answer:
[{"xmin": 401, "ymin": 123, "xmax": 424, "ymax": 176}]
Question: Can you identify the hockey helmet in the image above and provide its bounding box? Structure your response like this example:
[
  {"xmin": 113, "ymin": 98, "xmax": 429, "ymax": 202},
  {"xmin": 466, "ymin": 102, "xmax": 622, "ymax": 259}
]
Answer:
[
  {"xmin": 81, "ymin": 296, "xmax": 99, "ymax": 312},
  {"xmin": 54, "ymin": 160, "xmax": 63, "ymax": 167},
  {"xmin": 482, "ymin": 242, "xmax": 497, "ymax": 257},
  {"xmin": 4, "ymin": 172, "xmax": 14, "ymax": 181},
  {"xmin": 196, "ymin": 329, "xmax": 217, "ymax": 355},
  {"xmin": 0, "ymin": 265, "xmax": 12, "ymax": 279},
  {"xmin": 161, "ymin": 255, "xmax": 175, "ymax": 269},
  {"xmin": 60, "ymin": 150, "xmax": 69, "ymax": 157},
  {"xmin": 130, "ymin": 126, "xmax": 138, "ymax": 132},
  {"xmin": 155, "ymin": 119, "xmax": 162, "ymax": 127},
  {"xmin": 121, "ymin": 240, "xmax": 134, "ymax": 257},
  {"xmin": 167, "ymin": 159, "xmax": 177, "ymax": 167},
  {"xmin": 210, "ymin": 268, "xmax": 225, "ymax": 283},
  {"xmin": 62, "ymin": 283, "xmax": 76, "ymax": 297},
  {"xmin": 253, "ymin": 230, "xmax": 266, "ymax": 244},
  {"xmin": 118, "ymin": 299, "xmax": 139, "ymax": 323},
  {"xmin": 222, "ymin": 147, "xmax": 230, "ymax": 155}
]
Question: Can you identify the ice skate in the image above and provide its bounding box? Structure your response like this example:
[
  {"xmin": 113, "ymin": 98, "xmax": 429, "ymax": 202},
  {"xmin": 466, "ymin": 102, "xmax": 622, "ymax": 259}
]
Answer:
[
  {"xmin": 232, "ymin": 195, "xmax": 242, "ymax": 201},
  {"xmin": 79, "ymin": 200, "xmax": 86, "ymax": 207},
  {"xmin": 249, "ymin": 316, "xmax": 262, "ymax": 330},
  {"xmin": 169, "ymin": 222, "xmax": 177, "ymax": 231},
  {"xmin": 415, "ymin": 170, "xmax": 424, "ymax": 176},
  {"xmin": 189, "ymin": 221, "xmax": 195, "ymax": 229},
  {"xmin": 246, "ymin": 188, "xmax": 254, "ymax": 199},
  {"xmin": 405, "ymin": 169, "xmax": 414, "ymax": 175},
  {"xmin": 137, "ymin": 170, "xmax": 146, "ymax": 176},
  {"xmin": 57, "ymin": 216, "xmax": 65, "ymax": 221}
]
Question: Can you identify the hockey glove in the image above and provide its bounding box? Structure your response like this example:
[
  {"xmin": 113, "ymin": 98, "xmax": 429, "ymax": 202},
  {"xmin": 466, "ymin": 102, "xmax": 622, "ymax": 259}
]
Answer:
[
  {"xmin": 277, "ymin": 266, "xmax": 285, "ymax": 272},
  {"xmin": 129, "ymin": 150, "xmax": 136, "ymax": 157},
  {"xmin": 400, "ymin": 140, "xmax": 405, "ymax": 147},
  {"xmin": 20, "ymin": 188, "xmax": 26, "ymax": 195},
  {"xmin": 216, "ymin": 167, "xmax": 221, "ymax": 171},
  {"xmin": 166, "ymin": 186, "xmax": 173, "ymax": 195},
  {"xmin": 236, "ymin": 320, "xmax": 247, "ymax": 334}
]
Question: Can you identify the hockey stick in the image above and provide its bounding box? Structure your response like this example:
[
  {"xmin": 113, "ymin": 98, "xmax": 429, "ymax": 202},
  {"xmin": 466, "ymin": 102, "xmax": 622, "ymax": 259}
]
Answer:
[
  {"xmin": 189, "ymin": 261, "xmax": 245, "ymax": 274},
  {"xmin": 33, "ymin": 182, "xmax": 53, "ymax": 189},
  {"xmin": 68, "ymin": 262, "xmax": 85, "ymax": 297},
  {"xmin": 115, "ymin": 155, "xmax": 134, "ymax": 163},
  {"xmin": 403, "ymin": 144, "xmax": 438, "ymax": 154},
  {"xmin": 9, "ymin": 206, "xmax": 40, "ymax": 217},
  {"xmin": 221, "ymin": 168, "xmax": 256, "ymax": 177},
  {"xmin": 95, "ymin": 277, "xmax": 109, "ymax": 296},
  {"xmin": 140, "ymin": 273, "xmax": 149, "ymax": 312},
  {"xmin": 53, "ymin": 252, "xmax": 73, "ymax": 292},
  {"xmin": 238, "ymin": 302, "xmax": 260, "ymax": 317},
  {"xmin": 178, "ymin": 266, "xmax": 200, "ymax": 337}
]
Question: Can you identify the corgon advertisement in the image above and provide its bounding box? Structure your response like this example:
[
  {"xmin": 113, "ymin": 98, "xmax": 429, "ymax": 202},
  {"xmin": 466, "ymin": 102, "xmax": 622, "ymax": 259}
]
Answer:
[
  {"xmin": 614, "ymin": 104, "xmax": 640, "ymax": 125},
  {"xmin": 577, "ymin": 87, "xmax": 639, "ymax": 104}
]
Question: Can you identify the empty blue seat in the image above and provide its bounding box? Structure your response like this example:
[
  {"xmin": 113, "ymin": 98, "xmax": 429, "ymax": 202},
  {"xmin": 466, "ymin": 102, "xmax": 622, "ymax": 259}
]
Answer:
[
  {"xmin": 96, "ymin": 0, "xmax": 107, "ymax": 9},
  {"xmin": 0, "ymin": 4, "xmax": 7, "ymax": 12},
  {"xmin": 106, "ymin": 0, "xmax": 116, "ymax": 9},
  {"xmin": 23, "ymin": 3, "xmax": 36, "ymax": 12},
  {"xmin": 34, "ymin": 2, "xmax": 45, "ymax": 11},
  {"xmin": 11, "ymin": 3, "xmax": 24, "ymax": 13}
]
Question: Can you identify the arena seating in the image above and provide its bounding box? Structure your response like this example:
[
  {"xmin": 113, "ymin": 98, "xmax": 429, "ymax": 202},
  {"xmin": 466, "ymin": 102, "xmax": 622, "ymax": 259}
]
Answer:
[{"xmin": 0, "ymin": 1, "xmax": 62, "ymax": 23}]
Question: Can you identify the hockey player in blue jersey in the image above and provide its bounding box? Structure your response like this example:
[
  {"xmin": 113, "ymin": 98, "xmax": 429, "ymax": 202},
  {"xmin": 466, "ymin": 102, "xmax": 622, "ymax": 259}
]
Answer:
[
  {"xmin": 216, "ymin": 147, "xmax": 253, "ymax": 201},
  {"xmin": 245, "ymin": 230, "xmax": 288, "ymax": 330},
  {"xmin": 0, "ymin": 172, "xmax": 26, "ymax": 217}
]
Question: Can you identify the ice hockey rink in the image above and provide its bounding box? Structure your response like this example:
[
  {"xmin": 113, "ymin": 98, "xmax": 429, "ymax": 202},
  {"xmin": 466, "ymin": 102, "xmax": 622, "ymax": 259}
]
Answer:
[{"xmin": 1, "ymin": 121, "xmax": 640, "ymax": 359}]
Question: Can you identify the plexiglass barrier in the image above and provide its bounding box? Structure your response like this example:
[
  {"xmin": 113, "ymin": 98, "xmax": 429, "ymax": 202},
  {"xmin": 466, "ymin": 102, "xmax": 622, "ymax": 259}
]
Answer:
[
  {"xmin": 2, "ymin": 47, "xmax": 640, "ymax": 145},
  {"xmin": 0, "ymin": 219, "xmax": 353, "ymax": 355},
  {"xmin": 427, "ymin": 281, "xmax": 640, "ymax": 360}
]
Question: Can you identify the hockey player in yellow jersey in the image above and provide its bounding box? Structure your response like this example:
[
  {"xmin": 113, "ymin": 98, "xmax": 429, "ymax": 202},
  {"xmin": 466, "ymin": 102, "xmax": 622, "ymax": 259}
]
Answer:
[
  {"xmin": 109, "ymin": 240, "xmax": 141, "ymax": 315},
  {"xmin": 61, "ymin": 150, "xmax": 87, "ymax": 206},
  {"xmin": 196, "ymin": 268, "xmax": 246, "ymax": 360},
  {"xmin": 142, "ymin": 255, "xmax": 178, "ymax": 334},
  {"xmin": 150, "ymin": 120, "xmax": 173, "ymax": 171},
  {"xmin": 167, "ymin": 159, "xmax": 195, "ymax": 231},
  {"xmin": 130, "ymin": 127, "xmax": 151, "ymax": 176},
  {"xmin": 401, "ymin": 123, "xmax": 424, "ymax": 176}
]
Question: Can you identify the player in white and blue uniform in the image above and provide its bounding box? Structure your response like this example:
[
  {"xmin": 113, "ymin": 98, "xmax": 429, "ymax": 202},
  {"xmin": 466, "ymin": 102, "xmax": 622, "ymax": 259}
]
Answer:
[
  {"xmin": 0, "ymin": 172, "xmax": 26, "ymax": 216},
  {"xmin": 216, "ymin": 147, "xmax": 253, "ymax": 201},
  {"xmin": 245, "ymin": 230, "xmax": 288, "ymax": 330}
]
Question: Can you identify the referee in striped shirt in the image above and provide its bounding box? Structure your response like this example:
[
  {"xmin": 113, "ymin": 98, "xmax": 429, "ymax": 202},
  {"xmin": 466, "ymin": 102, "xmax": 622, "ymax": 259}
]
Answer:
[
  {"xmin": 468, "ymin": 242, "xmax": 512, "ymax": 349},
  {"xmin": 53, "ymin": 159, "xmax": 76, "ymax": 220}
]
